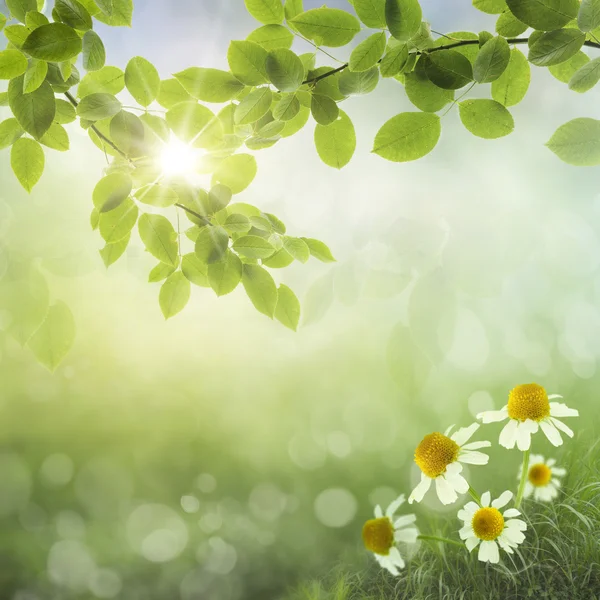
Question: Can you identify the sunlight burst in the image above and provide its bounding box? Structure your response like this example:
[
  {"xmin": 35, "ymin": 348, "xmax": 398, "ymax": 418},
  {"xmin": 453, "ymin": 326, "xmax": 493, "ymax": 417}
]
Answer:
[{"xmin": 159, "ymin": 137, "xmax": 200, "ymax": 178}]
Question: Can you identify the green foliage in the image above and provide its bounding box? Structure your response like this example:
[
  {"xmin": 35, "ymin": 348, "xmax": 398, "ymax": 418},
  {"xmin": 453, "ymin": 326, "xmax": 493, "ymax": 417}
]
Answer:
[
  {"xmin": 76, "ymin": 92, "xmax": 121, "ymax": 120},
  {"xmin": 174, "ymin": 67, "xmax": 244, "ymax": 102},
  {"xmin": 8, "ymin": 76, "xmax": 55, "ymax": 139},
  {"xmin": 314, "ymin": 110, "xmax": 356, "ymax": 169},
  {"xmin": 265, "ymin": 48, "xmax": 305, "ymax": 91},
  {"xmin": 274, "ymin": 284, "xmax": 301, "ymax": 330},
  {"xmin": 349, "ymin": 32, "xmax": 387, "ymax": 72},
  {"xmin": 528, "ymin": 29, "xmax": 586, "ymax": 67},
  {"xmin": 6, "ymin": 0, "xmax": 37, "ymax": 23},
  {"xmin": 244, "ymin": 0, "xmax": 285, "ymax": 25},
  {"xmin": 546, "ymin": 117, "xmax": 600, "ymax": 165},
  {"xmin": 10, "ymin": 137, "xmax": 44, "ymax": 192},
  {"xmin": 22, "ymin": 23, "xmax": 82, "ymax": 61},
  {"xmin": 93, "ymin": 172, "xmax": 132, "ymax": 212},
  {"xmin": 125, "ymin": 56, "xmax": 160, "ymax": 107},
  {"xmin": 458, "ymin": 99, "xmax": 514, "ymax": 139},
  {"xmin": 385, "ymin": 0, "xmax": 422, "ymax": 42},
  {"xmin": 422, "ymin": 50, "xmax": 473, "ymax": 89},
  {"xmin": 569, "ymin": 57, "xmax": 600, "ymax": 92},
  {"xmin": 491, "ymin": 48, "xmax": 530, "ymax": 106},
  {"xmin": 473, "ymin": 35, "xmax": 510, "ymax": 83},
  {"xmin": 0, "ymin": 49, "xmax": 28, "ymax": 80},
  {"xmin": 159, "ymin": 272, "xmax": 191, "ymax": 319},
  {"xmin": 242, "ymin": 264, "xmax": 278, "ymax": 317},
  {"xmin": 228, "ymin": 40, "xmax": 269, "ymax": 86},
  {"xmin": 578, "ymin": 0, "xmax": 600, "ymax": 31},
  {"xmin": 54, "ymin": 0, "xmax": 93, "ymax": 31},
  {"xmin": 290, "ymin": 8, "xmax": 361, "ymax": 47},
  {"xmin": 82, "ymin": 30, "xmax": 106, "ymax": 71}
]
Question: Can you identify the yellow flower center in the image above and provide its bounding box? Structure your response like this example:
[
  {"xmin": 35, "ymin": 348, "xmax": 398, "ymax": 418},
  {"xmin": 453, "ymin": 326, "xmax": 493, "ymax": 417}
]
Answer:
[
  {"xmin": 414, "ymin": 432, "xmax": 460, "ymax": 478},
  {"xmin": 507, "ymin": 383, "xmax": 550, "ymax": 422},
  {"xmin": 528, "ymin": 463, "xmax": 552, "ymax": 487},
  {"xmin": 362, "ymin": 517, "xmax": 394, "ymax": 555},
  {"xmin": 471, "ymin": 507, "xmax": 505, "ymax": 541}
]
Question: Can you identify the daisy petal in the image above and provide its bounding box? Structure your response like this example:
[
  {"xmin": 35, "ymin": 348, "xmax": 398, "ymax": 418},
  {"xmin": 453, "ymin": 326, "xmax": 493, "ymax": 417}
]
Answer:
[
  {"xmin": 552, "ymin": 467, "xmax": 566, "ymax": 476},
  {"xmin": 516, "ymin": 420, "xmax": 538, "ymax": 452},
  {"xmin": 546, "ymin": 458, "xmax": 556, "ymax": 467},
  {"xmin": 447, "ymin": 472, "xmax": 469, "ymax": 495},
  {"xmin": 548, "ymin": 394, "xmax": 563, "ymax": 400},
  {"xmin": 465, "ymin": 536, "xmax": 480, "ymax": 552},
  {"xmin": 503, "ymin": 508, "xmax": 520, "ymax": 518},
  {"xmin": 458, "ymin": 451, "xmax": 489, "ymax": 465},
  {"xmin": 388, "ymin": 546, "xmax": 405, "ymax": 569},
  {"xmin": 395, "ymin": 528, "xmax": 418, "ymax": 544},
  {"xmin": 459, "ymin": 525, "xmax": 473, "ymax": 540},
  {"xmin": 499, "ymin": 419, "xmax": 518, "ymax": 449},
  {"xmin": 492, "ymin": 490, "xmax": 513, "ymax": 509},
  {"xmin": 540, "ymin": 419, "xmax": 563, "ymax": 447},
  {"xmin": 435, "ymin": 476, "xmax": 458, "ymax": 505},
  {"xmin": 550, "ymin": 417, "xmax": 574, "ymax": 438},
  {"xmin": 505, "ymin": 518, "xmax": 527, "ymax": 531},
  {"xmin": 451, "ymin": 423, "xmax": 480, "ymax": 446},
  {"xmin": 461, "ymin": 441, "xmax": 492, "ymax": 450},
  {"xmin": 386, "ymin": 494, "xmax": 406, "ymax": 518},
  {"xmin": 408, "ymin": 475, "xmax": 431, "ymax": 504},
  {"xmin": 394, "ymin": 514, "xmax": 417, "ymax": 529},
  {"xmin": 477, "ymin": 407, "xmax": 508, "ymax": 423},
  {"xmin": 444, "ymin": 424, "xmax": 455, "ymax": 437},
  {"xmin": 549, "ymin": 402, "xmax": 578, "ymax": 418},
  {"xmin": 481, "ymin": 491, "xmax": 491, "ymax": 507},
  {"xmin": 523, "ymin": 482, "xmax": 533, "ymax": 498},
  {"xmin": 445, "ymin": 462, "xmax": 463, "ymax": 476},
  {"xmin": 483, "ymin": 540, "xmax": 500, "ymax": 564},
  {"xmin": 374, "ymin": 505, "xmax": 383, "ymax": 518}
]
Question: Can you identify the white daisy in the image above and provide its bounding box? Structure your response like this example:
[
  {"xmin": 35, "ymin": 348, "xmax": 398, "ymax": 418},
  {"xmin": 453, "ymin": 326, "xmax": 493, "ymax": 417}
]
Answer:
[
  {"xmin": 519, "ymin": 454, "xmax": 566, "ymax": 502},
  {"xmin": 362, "ymin": 494, "xmax": 419, "ymax": 576},
  {"xmin": 477, "ymin": 383, "xmax": 578, "ymax": 451},
  {"xmin": 408, "ymin": 423, "xmax": 491, "ymax": 506},
  {"xmin": 458, "ymin": 490, "xmax": 527, "ymax": 564}
]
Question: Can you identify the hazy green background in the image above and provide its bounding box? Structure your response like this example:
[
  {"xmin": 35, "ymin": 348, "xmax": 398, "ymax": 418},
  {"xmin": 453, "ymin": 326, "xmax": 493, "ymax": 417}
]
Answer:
[{"xmin": 1, "ymin": 1, "xmax": 600, "ymax": 599}]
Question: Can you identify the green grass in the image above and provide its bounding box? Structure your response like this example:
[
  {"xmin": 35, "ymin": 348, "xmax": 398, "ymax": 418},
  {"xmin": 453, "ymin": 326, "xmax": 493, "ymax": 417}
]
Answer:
[{"xmin": 284, "ymin": 439, "xmax": 600, "ymax": 600}]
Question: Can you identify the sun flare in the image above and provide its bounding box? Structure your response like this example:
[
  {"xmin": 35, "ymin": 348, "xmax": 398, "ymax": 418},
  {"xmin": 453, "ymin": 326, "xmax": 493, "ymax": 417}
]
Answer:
[{"xmin": 159, "ymin": 137, "xmax": 201, "ymax": 178}]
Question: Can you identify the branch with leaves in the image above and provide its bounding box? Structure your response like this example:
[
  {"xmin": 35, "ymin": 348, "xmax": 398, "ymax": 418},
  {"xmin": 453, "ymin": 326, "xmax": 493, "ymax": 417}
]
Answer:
[{"xmin": 1, "ymin": 0, "xmax": 599, "ymax": 370}]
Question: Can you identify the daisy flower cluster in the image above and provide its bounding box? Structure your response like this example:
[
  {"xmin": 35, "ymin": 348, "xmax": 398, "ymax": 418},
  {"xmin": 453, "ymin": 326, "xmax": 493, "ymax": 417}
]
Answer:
[{"xmin": 362, "ymin": 383, "xmax": 577, "ymax": 574}]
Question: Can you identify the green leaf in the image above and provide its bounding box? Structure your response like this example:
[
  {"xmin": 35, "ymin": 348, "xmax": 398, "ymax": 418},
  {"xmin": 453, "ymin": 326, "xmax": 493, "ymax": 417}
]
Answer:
[
  {"xmin": 0, "ymin": 13, "xmax": 6, "ymax": 31},
  {"xmin": 338, "ymin": 66, "xmax": 379, "ymax": 95},
  {"xmin": 23, "ymin": 58, "xmax": 48, "ymax": 93},
  {"xmin": 422, "ymin": 50, "xmax": 473, "ymax": 89},
  {"xmin": 242, "ymin": 264, "xmax": 278, "ymax": 318},
  {"xmin": 214, "ymin": 153, "xmax": 257, "ymax": 193},
  {"xmin": 54, "ymin": 0, "xmax": 93, "ymax": 30},
  {"xmin": 54, "ymin": 98, "xmax": 77, "ymax": 124},
  {"xmin": 182, "ymin": 252, "xmax": 210, "ymax": 287},
  {"xmin": 569, "ymin": 57, "xmax": 600, "ymax": 92},
  {"xmin": 283, "ymin": 236, "xmax": 309, "ymax": 263},
  {"xmin": 496, "ymin": 10, "xmax": 527, "ymax": 36},
  {"xmin": 159, "ymin": 272, "xmax": 190, "ymax": 319},
  {"xmin": 546, "ymin": 118, "xmax": 600, "ymax": 165},
  {"xmin": 473, "ymin": 0, "xmax": 506, "ymax": 13},
  {"xmin": 195, "ymin": 226, "xmax": 230, "ymax": 264},
  {"xmin": 579, "ymin": 0, "xmax": 600, "ymax": 31},
  {"xmin": 22, "ymin": 23, "xmax": 82, "ymax": 61},
  {"xmin": 8, "ymin": 76, "xmax": 55, "ymax": 139},
  {"xmin": 310, "ymin": 93, "xmax": 339, "ymax": 125},
  {"xmin": 290, "ymin": 8, "xmax": 361, "ymax": 47},
  {"xmin": 27, "ymin": 301, "xmax": 75, "ymax": 372},
  {"xmin": 94, "ymin": 0, "xmax": 133, "ymax": 26},
  {"xmin": 314, "ymin": 109, "xmax": 356, "ymax": 169},
  {"xmin": 208, "ymin": 250, "xmax": 243, "ymax": 296},
  {"xmin": 233, "ymin": 235, "xmax": 275, "ymax": 259},
  {"xmin": 6, "ymin": 0, "xmax": 37, "ymax": 22},
  {"xmin": 0, "ymin": 49, "xmax": 28, "ymax": 79},
  {"xmin": 458, "ymin": 99, "xmax": 514, "ymax": 139},
  {"xmin": 235, "ymin": 87, "xmax": 273, "ymax": 127},
  {"xmin": 149, "ymin": 262, "xmax": 176, "ymax": 283},
  {"xmin": 473, "ymin": 35, "xmax": 510, "ymax": 83},
  {"xmin": 99, "ymin": 234, "xmax": 130, "ymax": 267},
  {"xmin": 385, "ymin": 0, "xmax": 422, "ymax": 42},
  {"xmin": 135, "ymin": 184, "xmax": 179, "ymax": 208},
  {"xmin": 284, "ymin": 0, "xmax": 303, "ymax": 21},
  {"xmin": 404, "ymin": 70, "xmax": 454, "ymax": 112},
  {"xmin": 0, "ymin": 118, "xmax": 24, "ymax": 149},
  {"xmin": 78, "ymin": 65, "xmax": 124, "ymax": 97},
  {"xmin": 432, "ymin": 31, "xmax": 479, "ymax": 63},
  {"xmin": 280, "ymin": 104, "xmax": 310, "ymax": 137},
  {"xmin": 76, "ymin": 92, "xmax": 121, "ymax": 121},
  {"xmin": 275, "ymin": 284, "xmax": 300, "ymax": 331},
  {"xmin": 491, "ymin": 48, "xmax": 530, "ymax": 106},
  {"xmin": 263, "ymin": 248, "xmax": 294, "ymax": 268},
  {"xmin": 273, "ymin": 92, "xmax": 300, "ymax": 121},
  {"xmin": 82, "ymin": 30, "xmax": 106, "ymax": 71},
  {"xmin": 11, "ymin": 137, "xmax": 44, "ymax": 192},
  {"xmin": 548, "ymin": 50, "xmax": 589, "ymax": 82},
  {"xmin": 93, "ymin": 171, "xmax": 132, "ymax": 212},
  {"xmin": 528, "ymin": 29, "xmax": 586, "ymax": 67},
  {"xmin": 224, "ymin": 213, "xmax": 252, "ymax": 234},
  {"xmin": 380, "ymin": 43, "xmax": 409, "ymax": 78},
  {"xmin": 166, "ymin": 101, "xmax": 222, "ymax": 148},
  {"xmin": 39, "ymin": 122, "xmax": 70, "ymax": 151},
  {"xmin": 349, "ymin": 32, "xmax": 386, "ymax": 73},
  {"xmin": 247, "ymin": 24, "xmax": 293, "ymax": 50},
  {"xmin": 228, "ymin": 40, "xmax": 268, "ymax": 86},
  {"xmin": 109, "ymin": 109, "xmax": 145, "ymax": 156},
  {"xmin": 157, "ymin": 78, "xmax": 192, "ymax": 108},
  {"xmin": 373, "ymin": 111, "xmax": 441, "ymax": 162},
  {"xmin": 99, "ymin": 197, "xmax": 138, "ymax": 243},
  {"xmin": 505, "ymin": 0, "xmax": 579, "ymax": 31},
  {"xmin": 302, "ymin": 237, "xmax": 336, "ymax": 262},
  {"xmin": 244, "ymin": 0, "xmax": 285, "ymax": 24},
  {"xmin": 138, "ymin": 213, "xmax": 179, "ymax": 267},
  {"xmin": 174, "ymin": 67, "xmax": 244, "ymax": 103},
  {"xmin": 125, "ymin": 56, "xmax": 160, "ymax": 107},
  {"xmin": 265, "ymin": 48, "xmax": 305, "ymax": 91},
  {"xmin": 353, "ymin": 0, "xmax": 386, "ymax": 28}
]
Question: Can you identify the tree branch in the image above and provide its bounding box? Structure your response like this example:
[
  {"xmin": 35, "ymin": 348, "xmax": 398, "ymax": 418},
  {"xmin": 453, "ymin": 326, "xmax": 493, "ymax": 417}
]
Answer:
[{"xmin": 175, "ymin": 203, "xmax": 211, "ymax": 227}]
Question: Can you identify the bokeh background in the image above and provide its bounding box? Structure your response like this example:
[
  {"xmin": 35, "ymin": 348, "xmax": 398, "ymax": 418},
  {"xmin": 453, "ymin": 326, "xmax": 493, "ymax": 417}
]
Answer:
[{"xmin": 1, "ymin": 1, "xmax": 600, "ymax": 599}]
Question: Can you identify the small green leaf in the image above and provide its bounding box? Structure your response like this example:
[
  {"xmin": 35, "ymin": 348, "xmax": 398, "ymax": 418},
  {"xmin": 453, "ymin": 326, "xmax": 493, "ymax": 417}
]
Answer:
[
  {"xmin": 280, "ymin": 104, "xmax": 310, "ymax": 137},
  {"xmin": 99, "ymin": 198, "xmax": 138, "ymax": 243},
  {"xmin": 148, "ymin": 261, "xmax": 176, "ymax": 283},
  {"xmin": 228, "ymin": 40, "xmax": 269, "ymax": 86},
  {"xmin": 579, "ymin": 0, "xmax": 600, "ymax": 32},
  {"xmin": 39, "ymin": 122, "xmax": 70, "ymax": 151},
  {"xmin": 495, "ymin": 10, "xmax": 527, "ymax": 36},
  {"xmin": 338, "ymin": 66, "xmax": 379, "ymax": 95},
  {"xmin": 174, "ymin": 67, "xmax": 244, "ymax": 103},
  {"xmin": 94, "ymin": 0, "xmax": 133, "ymax": 27},
  {"xmin": 6, "ymin": 0, "xmax": 37, "ymax": 22},
  {"xmin": 233, "ymin": 235, "xmax": 275, "ymax": 259},
  {"xmin": 125, "ymin": 56, "xmax": 160, "ymax": 107},
  {"xmin": 505, "ymin": 0, "xmax": 579, "ymax": 31},
  {"xmin": 234, "ymin": 87, "xmax": 273, "ymax": 124},
  {"xmin": 302, "ymin": 237, "xmax": 336, "ymax": 262},
  {"xmin": 157, "ymin": 78, "xmax": 192, "ymax": 108},
  {"xmin": 0, "ymin": 49, "xmax": 28, "ymax": 79},
  {"xmin": 423, "ymin": 50, "xmax": 473, "ymax": 89},
  {"xmin": 8, "ymin": 76, "xmax": 55, "ymax": 139},
  {"xmin": 0, "ymin": 118, "xmax": 24, "ymax": 150},
  {"xmin": 54, "ymin": 98, "xmax": 77, "ymax": 124},
  {"xmin": 159, "ymin": 272, "xmax": 191, "ymax": 319},
  {"xmin": 473, "ymin": 0, "xmax": 507, "ymax": 13},
  {"xmin": 23, "ymin": 58, "xmax": 48, "ymax": 93},
  {"xmin": 569, "ymin": 57, "xmax": 600, "ymax": 92},
  {"xmin": 473, "ymin": 35, "xmax": 510, "ymax": 83},
  {"xmin": 93, "ymin": 172, "xmax": 132, "ymax": 212},
  {"xmin": 385, "ymin": 0, "xmax": 422, "ymax": 42},
  {"xmin": 195, "ymin": 226, "xmax": 230, "ymax": 264},
  {"xmin": 263, "ymin": 248, "xmax": 294, "ymax": 268},
  {"xmin": 275, "ymin": 284, "xmax": 300, "ymax": 331},
  {"xmin": 353, "ymin": 0, "xmax": 386, "ymax": 28},
  {"xmin": 528, "ymin": 29, "xmax": 585, "ymax": 67},
  {"xmin": 135, "ymin": 184, "xmax": 179, "ymax": 208},
  {"xmin": 373, "ymin": 111, "xmax": 441, "ymax": 162},
  {"xmin": 491, "ymin": 48, "xmax": 530, "ymax": 106},
  {"xmin": 182, "ymin": 252, "xmax": 210, "ymax": 287},
  {"xmin": 224, "ymin": 213, "xmax": 252, "ymax": 234},
  {"xmin": 110, "ymin": 110, "xmax": 145, "ymax": 156},
  {"xmin": 265, "ymin": 48, "xmax": 305, "ymax": 91},
  {"xmin": 54, "ymin": 0, "xmax": 93, "ymax": 30},
  {"xmin": 458, "ymin": 99, "xmax": 514, "ymax": 139},
  {"xmin": 310, "ymin": 93, "xmax": 339, "ymax": 125},
  {"xmin": 213, "ymin": 153, "xmax": 257, "ymax": 193},
  {"xmin": 290, "ymin": 8, "xmax": 361, "ymax": 47},
  {"xmin": 0, "ymin": 13, "xmax": 6, "ymax": 31},
  {"xmin": 208, "ymin": 250, "xmax": 243, "ymax": 296},
  {"xmin": 244, "ymin": 0, "xmax": 285, "ymax": 24},
  {"xmin": 82, "ymin": 30, "xmax": 106, "ymax": 71},
  {"xmin": 166, "ymin": 101, "xmax": 222, "ymax": 148},
  {"xmin": 138, "ymin": 213, "xmax": 179, "ymax": 267},
  {"xmin": 546, "ymin": 117, "xmax": 600, "ymax": 165},
  {"xmin": 548, "ymin": 51, "xmax": 589, "ymax": 82},
  {"xmin": 78, "ymin": 65, "xmax": 124, "ymax": 97},
  {"xmin": 314, "ymin": 109, "xmax": 356, "ymax": 169},
  {"xmin": 22, "ymin": 23, "xmax": 82, "ymax": 61},
  {"xmin": 404, "ymin": 70, "xmax": 454, "ymax": 112},
  {"xmin": 27, "ymin": 301, "xmax": 75, "ymax": 372},
  {"xmin": 282, "ymin": 236, "xmax": 309, "ymax": 263},
  {"xmin": 380, "ymin": 43, "xmax": 409, "ymax": 78},
  {"xmin": 11, "ymin": 137, "xmax": 44, "ymax": 192},
  {"xmin": 247, "ymin": 24, "xmax": 293, "ymax": 50},
  {"xmin": 242, "ymin": 264, "xmax": 278, "ymax": 318},
  {"xmin": 349, "ymin": 31, "xmax": 386, "ymax": 73},
  {"xmin": 273, "ymin": 93, "xmax": 300, "ymax": 121},
  {"xmin": 77, "ymin": 92, "xmax": 121, "ymax": 121},
  {"xmin": 100, "ymin": 234, "xmax": 130, "ymax": 268}
]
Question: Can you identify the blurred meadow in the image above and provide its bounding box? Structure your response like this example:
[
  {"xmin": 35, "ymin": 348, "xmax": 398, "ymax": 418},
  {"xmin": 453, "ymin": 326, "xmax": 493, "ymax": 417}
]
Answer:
[{"xmin": 1, "ymin": 0, "xmax": 600, "ymax": 599}]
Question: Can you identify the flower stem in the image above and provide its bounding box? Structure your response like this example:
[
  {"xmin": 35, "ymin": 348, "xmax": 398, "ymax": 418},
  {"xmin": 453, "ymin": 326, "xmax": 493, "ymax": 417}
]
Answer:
[
  {"xmin": 514, "ymin": 449, "xmax": 530, "ymax": 509},
  {"xmin": 417, "ymin": 534, "xmax": 464, "ymax": 548},
  {"xmin": 468, "ymin": 486, "xmax": 481, "ymax": 505}
]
